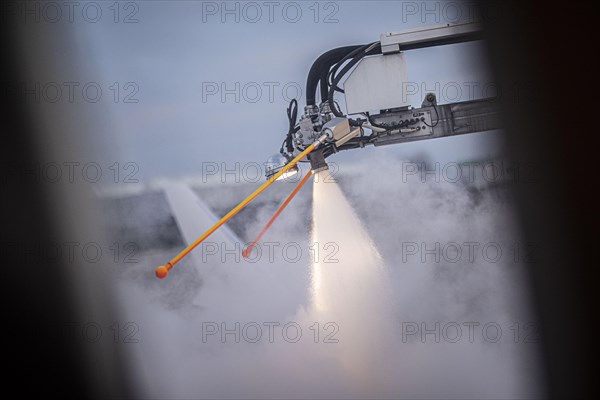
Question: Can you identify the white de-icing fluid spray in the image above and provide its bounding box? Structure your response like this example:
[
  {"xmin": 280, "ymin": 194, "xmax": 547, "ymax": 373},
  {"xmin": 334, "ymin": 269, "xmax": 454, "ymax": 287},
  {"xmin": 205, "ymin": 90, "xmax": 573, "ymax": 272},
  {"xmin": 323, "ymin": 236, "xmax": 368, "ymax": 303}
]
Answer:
[{"xmin": 308, "ymin": 169, "xmax": 397, "ymax": 395}]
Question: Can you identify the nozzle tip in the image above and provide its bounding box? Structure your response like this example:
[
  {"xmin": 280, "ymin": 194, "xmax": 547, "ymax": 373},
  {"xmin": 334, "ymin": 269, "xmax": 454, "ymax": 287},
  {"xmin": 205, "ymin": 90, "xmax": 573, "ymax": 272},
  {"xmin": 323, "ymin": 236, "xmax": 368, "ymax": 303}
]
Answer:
[{"xmin": 155, "ymin": 265, "xmax": 169, "ymax": 279}]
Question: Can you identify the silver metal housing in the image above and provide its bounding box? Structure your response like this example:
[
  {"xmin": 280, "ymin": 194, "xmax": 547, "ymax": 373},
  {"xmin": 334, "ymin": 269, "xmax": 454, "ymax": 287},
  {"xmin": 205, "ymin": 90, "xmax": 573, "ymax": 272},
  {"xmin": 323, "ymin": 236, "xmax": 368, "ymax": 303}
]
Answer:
[
  {"xmin": 322, "ymin": 117, "xmax": 361, "ymax": 146},
  {"xmin": 344, "ymin": 53, "xmax": 410, "ymax": 114}
]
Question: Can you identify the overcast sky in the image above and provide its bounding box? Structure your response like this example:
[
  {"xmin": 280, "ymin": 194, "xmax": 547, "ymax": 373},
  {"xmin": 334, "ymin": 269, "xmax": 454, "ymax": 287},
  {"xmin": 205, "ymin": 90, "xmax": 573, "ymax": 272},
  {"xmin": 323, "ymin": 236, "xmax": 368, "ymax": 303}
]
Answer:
[{"xmin": 68, "ymin": 0, "xmax": 501, "ymax": 181}]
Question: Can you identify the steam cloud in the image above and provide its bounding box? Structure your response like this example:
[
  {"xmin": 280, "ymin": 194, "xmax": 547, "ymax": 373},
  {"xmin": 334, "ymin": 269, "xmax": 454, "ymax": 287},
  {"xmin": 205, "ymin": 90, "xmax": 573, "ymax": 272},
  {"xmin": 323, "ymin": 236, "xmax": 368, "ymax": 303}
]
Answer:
[{"xmin": 112, "ymin": 152, "xmax": 543, "ymax": 399}]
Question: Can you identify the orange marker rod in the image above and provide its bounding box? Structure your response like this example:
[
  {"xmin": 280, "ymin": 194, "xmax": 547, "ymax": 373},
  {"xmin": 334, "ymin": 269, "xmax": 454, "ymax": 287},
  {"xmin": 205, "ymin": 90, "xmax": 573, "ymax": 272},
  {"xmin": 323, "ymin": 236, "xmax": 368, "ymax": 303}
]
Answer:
[
  {"xmin": 242, "ymin": 169, "xmax": 313, "ymax": 259},
  {"xmin": 155, "ymin": 143, "xmax": 319, "ymax": 279}
]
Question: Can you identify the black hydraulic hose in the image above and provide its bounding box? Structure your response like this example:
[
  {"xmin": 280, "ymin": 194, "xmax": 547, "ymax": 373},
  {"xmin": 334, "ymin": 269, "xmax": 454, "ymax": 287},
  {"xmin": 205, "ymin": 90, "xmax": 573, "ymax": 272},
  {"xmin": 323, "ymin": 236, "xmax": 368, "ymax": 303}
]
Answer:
[
  {"xmin": 283, "ymin": 99, "xmax": 298, "ymax": 154},
  {"xmin": 306, "ymin": 45, "xmax": 361, "ymax": 107},
  {"xmin": 327, "ymin": 44, "xmax": 373, "ymax": 90},
  {"xmin": 318, "ymin": 42, "xmax": 370, "ymax": 103},
  {"xmin": 319, "ymin": 70, "xmax": 330, "ymax": 104},
  {"xmin": 320, "ymin": 41, "xmax": 380, "ymax": 101},
  {"xmin": 328, "ymin": 43, "xmax": 382, "ymax": 117}
]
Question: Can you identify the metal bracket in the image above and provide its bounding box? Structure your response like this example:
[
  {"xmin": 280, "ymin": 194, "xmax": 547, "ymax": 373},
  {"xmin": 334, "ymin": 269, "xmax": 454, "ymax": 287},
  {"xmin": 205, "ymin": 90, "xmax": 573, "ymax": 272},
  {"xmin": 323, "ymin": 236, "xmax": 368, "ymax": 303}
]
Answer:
[
  {"xmin": 380, "ymin": 22, "xmax": 484, "ymax": 54},
  {"xmin": 371, "ymin": 98, "xmax": 501, "ymax": 147}
]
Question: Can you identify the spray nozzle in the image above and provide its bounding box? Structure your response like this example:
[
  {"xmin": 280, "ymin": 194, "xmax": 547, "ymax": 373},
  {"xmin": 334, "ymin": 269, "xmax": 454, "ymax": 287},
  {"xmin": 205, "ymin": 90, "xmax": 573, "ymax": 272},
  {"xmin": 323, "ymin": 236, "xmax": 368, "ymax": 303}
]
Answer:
[{"xmin": 307, "ymin": 149, "xmax": 329, "ymax": 173}]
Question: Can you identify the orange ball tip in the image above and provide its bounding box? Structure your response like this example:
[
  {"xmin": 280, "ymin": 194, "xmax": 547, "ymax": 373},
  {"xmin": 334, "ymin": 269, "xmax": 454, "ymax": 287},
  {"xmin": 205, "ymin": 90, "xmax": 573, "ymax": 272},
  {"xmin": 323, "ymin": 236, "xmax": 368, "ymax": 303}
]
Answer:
[{"xmin": 155, "ymin": 265, "xmax": 169, "ymax": 279}]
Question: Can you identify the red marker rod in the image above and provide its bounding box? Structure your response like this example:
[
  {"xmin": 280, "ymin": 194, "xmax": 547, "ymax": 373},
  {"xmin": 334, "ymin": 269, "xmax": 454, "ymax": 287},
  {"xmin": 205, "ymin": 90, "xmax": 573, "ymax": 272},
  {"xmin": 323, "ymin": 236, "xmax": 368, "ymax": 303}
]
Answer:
[{"xmin": 242, "ymin": 169, "xmax": 314, "ymax": 259}]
